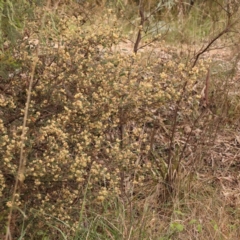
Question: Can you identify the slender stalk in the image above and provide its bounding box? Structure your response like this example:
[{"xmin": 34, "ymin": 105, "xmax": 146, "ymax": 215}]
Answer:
[{"xmin": 5, "ymin": 55, "xmax": 38, "ymax": 240}]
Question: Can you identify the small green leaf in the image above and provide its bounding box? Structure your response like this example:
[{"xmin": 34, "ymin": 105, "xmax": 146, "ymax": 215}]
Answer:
[
  {"xmin": 189, "ymin": 219, "xmax": 197, "ymax": 225},
  {"xmin": 170, "ymin": 222, "xmax": 184, "ymax": 232},
  {"xmin": 197, "ymin": 224, "xmax": 202, "ymax": 233}
]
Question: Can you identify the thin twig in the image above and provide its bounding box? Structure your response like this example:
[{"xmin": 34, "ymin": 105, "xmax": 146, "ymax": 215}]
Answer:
[
  {"xmin": 204, "ymin": 68, "xmax": 210, "ymax": 107},
  {"xmin": 133, "ymin": 2, "xmax": 145, "ymax": 53},
  {"xmin": 191, "ymin": 18, "xmax": 238, "ymax": 68},
  {"xmin": 5, "ymin": 55, "xmax": 38, "ymax": 240}
]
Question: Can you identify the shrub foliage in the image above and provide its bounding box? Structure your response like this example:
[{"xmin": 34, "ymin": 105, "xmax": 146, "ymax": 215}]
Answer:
[{"xmin": 1, "ymin": 1, "xmax": 233, "ymax": 238}]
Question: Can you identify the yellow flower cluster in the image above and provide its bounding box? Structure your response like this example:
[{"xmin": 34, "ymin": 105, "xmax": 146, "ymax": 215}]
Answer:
[{"xmin": 0, "ymin": 3, "xmax": 209, "ymax": 235}]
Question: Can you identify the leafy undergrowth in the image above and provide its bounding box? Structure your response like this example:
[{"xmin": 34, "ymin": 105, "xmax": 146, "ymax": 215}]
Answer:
[{"xmin": 1, "ymin": 1, "xmax": 240, "ymax": 239}]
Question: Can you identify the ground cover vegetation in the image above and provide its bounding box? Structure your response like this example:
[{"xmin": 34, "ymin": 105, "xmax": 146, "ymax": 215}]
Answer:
[{"xmin": 1, "ymin": 0, "xmax": 240, "ymax": 239}]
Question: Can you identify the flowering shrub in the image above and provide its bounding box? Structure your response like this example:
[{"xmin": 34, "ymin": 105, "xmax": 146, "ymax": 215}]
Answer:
[{"xmin": 0, "ymin": 3, "xmax": 209, "ymax": 237}]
